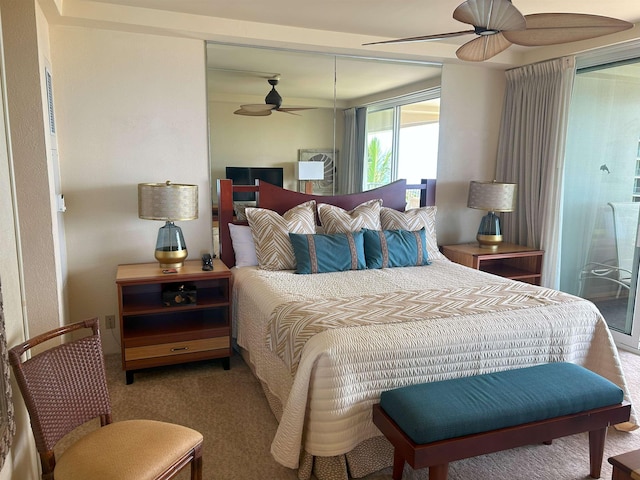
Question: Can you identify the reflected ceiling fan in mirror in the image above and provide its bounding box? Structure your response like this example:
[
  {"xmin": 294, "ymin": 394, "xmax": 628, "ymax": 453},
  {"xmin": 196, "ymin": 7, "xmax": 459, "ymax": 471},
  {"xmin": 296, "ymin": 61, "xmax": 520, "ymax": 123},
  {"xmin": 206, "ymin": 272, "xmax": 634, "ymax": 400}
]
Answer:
[
  {"xmin": 364, "ymin": 0, "xmax": 633, "ymax": 62},
  {"xmin": 234, "ymin": 77, "xmax": 315, "ymax": 116}
]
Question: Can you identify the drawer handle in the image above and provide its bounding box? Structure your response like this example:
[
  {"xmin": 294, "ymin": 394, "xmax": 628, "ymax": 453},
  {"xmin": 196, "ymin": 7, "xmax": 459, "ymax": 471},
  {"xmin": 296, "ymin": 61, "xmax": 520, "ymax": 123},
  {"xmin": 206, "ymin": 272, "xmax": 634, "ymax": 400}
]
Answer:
[{"xmin": 171, "ymin": 346, "xmax": 189, "ymax": 352}]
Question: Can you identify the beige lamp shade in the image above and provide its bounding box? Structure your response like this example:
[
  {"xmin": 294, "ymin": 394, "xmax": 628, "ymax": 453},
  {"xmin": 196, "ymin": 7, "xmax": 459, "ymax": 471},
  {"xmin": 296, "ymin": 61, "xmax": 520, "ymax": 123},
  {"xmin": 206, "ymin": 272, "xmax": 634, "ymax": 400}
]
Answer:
[
  {"xmin": 467, "ymin": 181, "xmax": 517, "ymax": 212},
  {"xmin": 138, "ymin": 181, "xmax": 199, "ymax": 221},
  {"xmin": 138, "ymin": 181, "xmax": 198, "ymax": 268}
]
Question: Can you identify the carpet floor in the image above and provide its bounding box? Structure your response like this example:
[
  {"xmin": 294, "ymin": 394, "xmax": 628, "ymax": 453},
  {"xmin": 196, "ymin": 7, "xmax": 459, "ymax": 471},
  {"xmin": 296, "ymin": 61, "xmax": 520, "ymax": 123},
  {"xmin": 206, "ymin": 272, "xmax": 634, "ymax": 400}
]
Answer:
[{"xmin": 80, "ymin": 349, "xmax": 640, "ymax": 480}]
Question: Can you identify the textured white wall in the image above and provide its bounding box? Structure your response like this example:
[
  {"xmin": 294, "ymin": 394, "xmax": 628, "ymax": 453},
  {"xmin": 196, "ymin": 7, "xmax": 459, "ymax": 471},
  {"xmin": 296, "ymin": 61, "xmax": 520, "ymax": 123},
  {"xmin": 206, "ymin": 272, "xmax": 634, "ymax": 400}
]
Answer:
[
  {"xmin": 50, "ymin": 26, "xmax": 211, "ymax": 354},
  {"xmin": 435, "ymin": 63, "xmax": 506, "ymax": 246}
]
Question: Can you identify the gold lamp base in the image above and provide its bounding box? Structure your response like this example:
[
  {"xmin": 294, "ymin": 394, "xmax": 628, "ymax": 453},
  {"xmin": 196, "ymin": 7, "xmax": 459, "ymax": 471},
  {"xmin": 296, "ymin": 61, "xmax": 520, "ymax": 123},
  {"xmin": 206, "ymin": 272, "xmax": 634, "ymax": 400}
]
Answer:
[
  {"xmin": 155, "ymin": 248, "xmax": 188, "ymax": 268},
  {"xmin": 477, "ymin": 234, "xmax": 502, "ymax": 250}
]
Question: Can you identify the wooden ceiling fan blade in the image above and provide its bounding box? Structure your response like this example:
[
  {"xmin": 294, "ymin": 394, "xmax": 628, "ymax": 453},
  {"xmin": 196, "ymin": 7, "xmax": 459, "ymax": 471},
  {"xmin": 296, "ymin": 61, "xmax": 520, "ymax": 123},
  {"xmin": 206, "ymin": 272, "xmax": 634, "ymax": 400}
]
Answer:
[
  {"xmin": 504, "ymin": 14, "xmax": 634, "ymax": 46},
  {"xmin": 456, "ymin": 33, "xmax": 512, "ymax": 62},
  {"xmin": 234, "ymin": 107, "xmax": 272, "ymax": 117},
  {"xmin": 363, "ymin": 30, "xmax": 474, "ymax": 46},
  {"xmin": 276, "ymin": 110, "xmax": 302, "ymax": 116},
  {"xmin": 237, "ymin": 103, "xmax": 277, "ymax": 113},
  {"xmin": 453, "ymin": 0, "xmax": 526, "ymax": 31},
  {"xmin": 278, "ymin": 107, "xmax": 316, "ymax": 112}
]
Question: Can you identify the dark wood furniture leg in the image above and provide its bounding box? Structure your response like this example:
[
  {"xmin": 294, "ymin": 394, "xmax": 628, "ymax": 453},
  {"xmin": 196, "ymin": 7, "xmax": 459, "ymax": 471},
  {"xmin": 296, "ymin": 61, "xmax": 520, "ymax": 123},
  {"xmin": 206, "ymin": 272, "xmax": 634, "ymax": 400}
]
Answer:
[
  {"xmin": 392, "ymin": 451, "xmax": 404, "ymax": 480},
  {"xmin": 589, "ymin": 427, "xmax": 607, "ymax": 478},
  {"xmin": 429, "ymin": 464, "xmax": 449, "ymax": 480}
]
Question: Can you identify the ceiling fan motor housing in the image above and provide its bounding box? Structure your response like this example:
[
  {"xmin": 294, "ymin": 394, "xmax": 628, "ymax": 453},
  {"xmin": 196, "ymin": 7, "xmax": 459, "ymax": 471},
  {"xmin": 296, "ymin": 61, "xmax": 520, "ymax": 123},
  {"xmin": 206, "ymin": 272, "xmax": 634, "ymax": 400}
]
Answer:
[{"xmin": 265, "ymin": 79, "xmax": 283, "ymax": 108}]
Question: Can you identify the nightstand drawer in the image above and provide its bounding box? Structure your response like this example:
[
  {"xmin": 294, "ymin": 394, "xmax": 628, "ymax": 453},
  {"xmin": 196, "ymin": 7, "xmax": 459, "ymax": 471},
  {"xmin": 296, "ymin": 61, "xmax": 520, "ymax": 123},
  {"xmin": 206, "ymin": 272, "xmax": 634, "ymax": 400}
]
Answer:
[{"xmin": 124, "ymin": 336, "xmax": 229, "ymax": 361}]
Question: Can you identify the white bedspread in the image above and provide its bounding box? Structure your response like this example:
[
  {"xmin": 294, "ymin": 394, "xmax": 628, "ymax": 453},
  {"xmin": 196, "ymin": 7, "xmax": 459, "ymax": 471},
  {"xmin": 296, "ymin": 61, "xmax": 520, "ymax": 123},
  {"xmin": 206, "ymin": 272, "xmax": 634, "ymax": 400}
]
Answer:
[{"xmin": 232, "ymin": 259, "xmax": 636, "ymax": 469}]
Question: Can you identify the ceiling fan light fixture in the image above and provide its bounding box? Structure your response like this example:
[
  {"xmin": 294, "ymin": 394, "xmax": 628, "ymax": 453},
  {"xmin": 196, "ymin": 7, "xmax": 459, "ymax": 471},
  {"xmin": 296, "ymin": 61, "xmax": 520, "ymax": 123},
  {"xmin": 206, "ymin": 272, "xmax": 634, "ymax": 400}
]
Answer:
[
  {"xmin": 475, "ymin": 26, "xmax": 500, "ymax": 36},
  {"xmin": 264, "ymin": 78, "xmax": 283, "ymax": 109}
]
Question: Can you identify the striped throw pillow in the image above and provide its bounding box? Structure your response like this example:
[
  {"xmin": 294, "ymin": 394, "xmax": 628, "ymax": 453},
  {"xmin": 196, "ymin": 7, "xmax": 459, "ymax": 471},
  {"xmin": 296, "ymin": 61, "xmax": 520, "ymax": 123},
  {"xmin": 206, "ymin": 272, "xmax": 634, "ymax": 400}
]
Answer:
[
  {"xmin": 318, "ymin": 199, "xmax": 382, "ymax": 234},
  {"xmin": 380, "ymin": 206, "xmax": 445, "ymax": 260},
  {"xmin": 246, "ymin": 201, "xmax": 317, "ymax": 270}
]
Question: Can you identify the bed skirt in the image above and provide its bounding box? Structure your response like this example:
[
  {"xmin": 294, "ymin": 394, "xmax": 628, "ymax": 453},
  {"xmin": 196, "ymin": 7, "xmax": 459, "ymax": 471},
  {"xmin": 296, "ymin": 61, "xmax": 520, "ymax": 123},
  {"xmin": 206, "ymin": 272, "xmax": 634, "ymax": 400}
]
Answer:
[{"xmin": 239, "ymin": 346, "xmax": 393, "ymax": 480}]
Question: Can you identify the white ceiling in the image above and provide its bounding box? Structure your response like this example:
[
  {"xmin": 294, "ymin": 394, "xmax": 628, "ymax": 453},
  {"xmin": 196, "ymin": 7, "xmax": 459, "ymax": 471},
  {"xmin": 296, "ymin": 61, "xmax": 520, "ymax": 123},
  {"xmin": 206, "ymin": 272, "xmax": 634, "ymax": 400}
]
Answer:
[
  {"xmin": 85, "ymin": 0, "xmax": 640, "ymax": 45},
  {"xmin": 69, "ymin": 0, "xmax": 640, "ymax": 105}
]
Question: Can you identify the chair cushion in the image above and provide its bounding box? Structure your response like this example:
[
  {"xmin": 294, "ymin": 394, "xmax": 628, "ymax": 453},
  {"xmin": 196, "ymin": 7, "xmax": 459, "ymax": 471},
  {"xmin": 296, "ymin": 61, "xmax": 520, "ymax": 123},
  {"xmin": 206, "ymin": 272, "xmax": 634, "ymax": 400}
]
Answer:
[
  {"xmin": 379, "ymin": 362, "xmax": 624, "ymax": 445},
  {"xmin": 55, "ymin": 419, "xmax": 203, "ymax": 480}
]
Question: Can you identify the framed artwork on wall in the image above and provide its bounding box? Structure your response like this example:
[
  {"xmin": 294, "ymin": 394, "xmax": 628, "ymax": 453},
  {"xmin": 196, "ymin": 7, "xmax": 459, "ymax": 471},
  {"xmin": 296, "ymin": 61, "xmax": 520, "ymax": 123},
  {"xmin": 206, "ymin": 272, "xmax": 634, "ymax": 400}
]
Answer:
[{"xmin": 298, "ymin": 148, "xmax": 337, "ymax": 195}]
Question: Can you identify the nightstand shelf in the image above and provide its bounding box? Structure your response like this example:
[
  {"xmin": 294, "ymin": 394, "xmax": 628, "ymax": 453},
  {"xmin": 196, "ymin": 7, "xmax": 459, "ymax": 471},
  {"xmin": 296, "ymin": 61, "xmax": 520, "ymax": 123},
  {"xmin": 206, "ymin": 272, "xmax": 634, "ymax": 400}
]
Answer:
[
  {"xmin": 441, "ymin": 243, "xmax": 544, "ymax": 285},
  {"xmin": 116, "ymin": 258, "xmax": 231, "ymax": 384}
]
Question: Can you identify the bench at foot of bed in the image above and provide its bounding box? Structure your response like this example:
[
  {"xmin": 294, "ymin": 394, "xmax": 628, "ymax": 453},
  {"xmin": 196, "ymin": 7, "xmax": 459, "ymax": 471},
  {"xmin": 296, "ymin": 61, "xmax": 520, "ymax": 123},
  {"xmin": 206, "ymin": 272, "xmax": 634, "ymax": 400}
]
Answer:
[{"xmin": 372, "ymin": 362, "xmax": 631, "ymax": 480}]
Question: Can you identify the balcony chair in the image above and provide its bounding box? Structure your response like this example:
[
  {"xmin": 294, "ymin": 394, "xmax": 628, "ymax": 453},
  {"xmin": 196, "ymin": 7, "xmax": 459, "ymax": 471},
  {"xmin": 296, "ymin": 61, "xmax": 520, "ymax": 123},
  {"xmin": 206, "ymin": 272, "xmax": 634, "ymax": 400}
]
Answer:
[
  {"xmin": 579, "ymin": 202, "xmax": 640, "ymax": 298},
  {"xmin": 9, "ymin": 317, "xmax": 203, "ymax": 480}
]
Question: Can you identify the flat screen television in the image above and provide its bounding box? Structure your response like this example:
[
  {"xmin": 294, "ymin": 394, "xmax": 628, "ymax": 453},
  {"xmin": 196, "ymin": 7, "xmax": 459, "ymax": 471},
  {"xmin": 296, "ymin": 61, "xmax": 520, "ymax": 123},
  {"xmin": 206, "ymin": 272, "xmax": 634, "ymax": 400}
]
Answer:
[{"xmin": 225, "ymin": 166, "xmax": 284, "ymax": 201}]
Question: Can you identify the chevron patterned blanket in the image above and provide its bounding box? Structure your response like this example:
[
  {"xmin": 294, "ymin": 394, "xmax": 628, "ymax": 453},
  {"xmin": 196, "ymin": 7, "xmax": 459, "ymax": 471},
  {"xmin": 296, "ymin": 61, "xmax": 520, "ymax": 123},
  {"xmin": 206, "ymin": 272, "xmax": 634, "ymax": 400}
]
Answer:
[{"xmin": 267, "ymin": 281, "xmax": 575, "ymax": 374}]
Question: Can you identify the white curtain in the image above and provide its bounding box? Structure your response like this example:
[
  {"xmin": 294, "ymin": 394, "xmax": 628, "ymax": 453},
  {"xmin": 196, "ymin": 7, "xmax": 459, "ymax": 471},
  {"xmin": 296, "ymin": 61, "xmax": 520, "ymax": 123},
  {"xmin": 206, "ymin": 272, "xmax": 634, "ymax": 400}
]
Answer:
[
  {"xmin": 337, "ymin": 107, "xmax": 366, "ymax": 194},
  {"xmin": 496, "ymin": 56, "xmax": 576, "ymax": 288}
]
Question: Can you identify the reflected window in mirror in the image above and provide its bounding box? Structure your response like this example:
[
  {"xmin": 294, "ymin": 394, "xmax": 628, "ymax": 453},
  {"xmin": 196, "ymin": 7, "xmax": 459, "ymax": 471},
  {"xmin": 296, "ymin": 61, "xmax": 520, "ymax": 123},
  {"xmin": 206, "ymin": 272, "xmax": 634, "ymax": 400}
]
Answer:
[{"xmin": 363, "ymin": 90, "xmax": 440, "ymax": 209}]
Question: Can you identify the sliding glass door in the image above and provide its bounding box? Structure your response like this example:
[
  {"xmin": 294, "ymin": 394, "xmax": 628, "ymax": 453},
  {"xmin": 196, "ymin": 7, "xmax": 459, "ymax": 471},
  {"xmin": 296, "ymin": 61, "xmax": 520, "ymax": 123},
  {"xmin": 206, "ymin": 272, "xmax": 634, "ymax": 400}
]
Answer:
[{"xmin": 560, "ymin": 60, "xmax": 640, "ymax": 349}]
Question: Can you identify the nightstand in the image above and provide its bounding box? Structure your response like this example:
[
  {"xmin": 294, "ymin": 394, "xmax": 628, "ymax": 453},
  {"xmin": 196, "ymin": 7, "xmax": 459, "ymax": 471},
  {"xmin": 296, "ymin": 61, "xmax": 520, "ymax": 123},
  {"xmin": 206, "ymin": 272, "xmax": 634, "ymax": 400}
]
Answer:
[
  {"xmin": 441, "ymin": 242, "xmax": 544, "ymax": 285},
  {"xmin": 116, "ymin": 258, "xmax": 231, "ymax": 384},
  {"xmin": 609, "ymin": 449, "xmax": 640, "ymax": 480}
]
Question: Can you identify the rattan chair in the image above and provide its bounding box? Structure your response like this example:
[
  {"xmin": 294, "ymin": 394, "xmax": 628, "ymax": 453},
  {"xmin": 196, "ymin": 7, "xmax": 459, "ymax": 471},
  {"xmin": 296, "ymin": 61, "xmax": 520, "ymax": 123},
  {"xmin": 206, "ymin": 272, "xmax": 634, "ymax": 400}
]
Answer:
[{"xmin": 9, "ymin": 317, "xmax": 203, "ymax": 480}]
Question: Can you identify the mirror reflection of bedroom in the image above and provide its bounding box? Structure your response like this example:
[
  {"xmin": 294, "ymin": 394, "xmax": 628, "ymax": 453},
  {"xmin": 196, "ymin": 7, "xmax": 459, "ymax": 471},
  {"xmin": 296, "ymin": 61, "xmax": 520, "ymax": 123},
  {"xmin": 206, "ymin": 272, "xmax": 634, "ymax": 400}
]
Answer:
[{"xmin": 205, "ymin": 42, "xmax": 442, "ymax": 254}]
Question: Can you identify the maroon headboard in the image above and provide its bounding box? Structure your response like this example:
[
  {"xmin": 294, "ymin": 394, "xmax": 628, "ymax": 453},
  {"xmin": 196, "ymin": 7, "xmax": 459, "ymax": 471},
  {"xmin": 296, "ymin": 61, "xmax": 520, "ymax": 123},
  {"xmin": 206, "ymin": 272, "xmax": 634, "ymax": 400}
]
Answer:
[{"xmin": 216, "ymin": 178, "xmax": 436, "ymax": 268}]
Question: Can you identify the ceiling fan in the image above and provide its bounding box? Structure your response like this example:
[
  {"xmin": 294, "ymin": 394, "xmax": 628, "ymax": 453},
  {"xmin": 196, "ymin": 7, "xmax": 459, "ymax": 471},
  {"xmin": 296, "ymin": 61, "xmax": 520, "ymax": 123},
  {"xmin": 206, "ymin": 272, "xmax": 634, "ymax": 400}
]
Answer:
[
  {"xmin": 364, "ymin": 0, "xmax": 633, "ymax": 62},
  {"xmin": 234, "ymin": 77, "xmax": 314, "ymax": 116}
]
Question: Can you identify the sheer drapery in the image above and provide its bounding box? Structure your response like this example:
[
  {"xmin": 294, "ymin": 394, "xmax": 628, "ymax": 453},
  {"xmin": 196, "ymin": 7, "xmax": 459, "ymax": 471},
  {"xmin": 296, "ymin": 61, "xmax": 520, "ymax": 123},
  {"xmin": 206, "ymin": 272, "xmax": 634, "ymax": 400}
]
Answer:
[
  {"xmin": 496, "ymin": 56, "xmax": 576, "ymax": 288},
  {"xmin": 337, "ymin": 107, "xmax": 366, "ymax": 194}
]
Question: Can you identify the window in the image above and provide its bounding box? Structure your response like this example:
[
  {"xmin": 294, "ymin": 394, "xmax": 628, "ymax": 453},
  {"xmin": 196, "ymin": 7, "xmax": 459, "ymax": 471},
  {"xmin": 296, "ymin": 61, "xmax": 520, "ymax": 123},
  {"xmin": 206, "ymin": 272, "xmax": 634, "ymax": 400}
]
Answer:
[{"xmin": 363, "ymin": 89, "xmax": 440, "ymax": 207}]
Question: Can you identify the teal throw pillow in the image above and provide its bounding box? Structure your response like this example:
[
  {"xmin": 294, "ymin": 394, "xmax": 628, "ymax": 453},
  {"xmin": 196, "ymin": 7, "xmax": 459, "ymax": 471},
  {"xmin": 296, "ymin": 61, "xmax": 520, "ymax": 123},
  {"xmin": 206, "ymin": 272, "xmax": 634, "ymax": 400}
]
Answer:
[
  {"xmin": 363, "ymin": 228, "xmax": 431, "ymax": 269},
  {"xmin": 289, "ymin": 231, "xmax": 366, "ymax": 274}
]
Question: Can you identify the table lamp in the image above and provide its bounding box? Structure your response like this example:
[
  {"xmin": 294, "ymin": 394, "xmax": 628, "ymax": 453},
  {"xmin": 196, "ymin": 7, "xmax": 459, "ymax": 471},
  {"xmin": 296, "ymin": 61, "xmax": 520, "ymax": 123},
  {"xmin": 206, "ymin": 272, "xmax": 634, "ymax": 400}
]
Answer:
[
  {"xmin": 138, "ymin": 181, "xmax": 198, "ymax": 268},
  {"xmin": 467, "ymin": 180, "xmax": 517, "ymax": 249},
  {"xmin": 297, "ymin": 161, "xmax": 324, "ymax": 194}
]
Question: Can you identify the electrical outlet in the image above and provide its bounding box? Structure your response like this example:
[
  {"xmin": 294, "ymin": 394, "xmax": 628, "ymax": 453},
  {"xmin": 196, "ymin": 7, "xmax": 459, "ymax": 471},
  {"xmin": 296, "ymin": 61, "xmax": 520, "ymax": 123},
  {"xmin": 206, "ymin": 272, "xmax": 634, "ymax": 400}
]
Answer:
[{"xmin": 105, "ymin": 315, "xmax": 116, "ymax": 329}]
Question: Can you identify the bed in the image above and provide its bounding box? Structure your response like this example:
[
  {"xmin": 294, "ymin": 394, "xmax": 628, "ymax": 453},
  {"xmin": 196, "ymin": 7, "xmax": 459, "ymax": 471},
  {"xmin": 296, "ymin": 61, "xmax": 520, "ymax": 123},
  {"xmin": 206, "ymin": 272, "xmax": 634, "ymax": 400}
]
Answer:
[{"xmin": 216, "ymin": 178, "xmax": 636, "ymax": 480}]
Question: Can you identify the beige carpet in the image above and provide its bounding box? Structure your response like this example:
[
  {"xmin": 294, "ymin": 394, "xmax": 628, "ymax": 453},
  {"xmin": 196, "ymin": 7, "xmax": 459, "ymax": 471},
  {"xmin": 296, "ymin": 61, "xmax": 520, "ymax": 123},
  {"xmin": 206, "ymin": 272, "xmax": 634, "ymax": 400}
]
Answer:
[{"xmin": 96, "ymin": 349, "xmax": 640, "ymax": 480}]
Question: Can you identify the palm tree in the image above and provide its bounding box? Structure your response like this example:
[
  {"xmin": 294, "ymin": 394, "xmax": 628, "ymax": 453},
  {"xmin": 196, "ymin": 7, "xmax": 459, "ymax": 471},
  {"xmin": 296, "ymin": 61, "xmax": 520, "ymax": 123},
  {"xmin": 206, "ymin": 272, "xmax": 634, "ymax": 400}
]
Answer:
[{"xmin": 366, "ymin": 136, "xmax": 392, "ymax": 189}]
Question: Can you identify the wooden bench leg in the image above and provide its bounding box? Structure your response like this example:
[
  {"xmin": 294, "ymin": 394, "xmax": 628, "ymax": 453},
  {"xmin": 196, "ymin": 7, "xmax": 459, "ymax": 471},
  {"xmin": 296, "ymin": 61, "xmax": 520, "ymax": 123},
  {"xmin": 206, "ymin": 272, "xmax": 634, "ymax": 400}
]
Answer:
[
  {"xmin": 392, "ymin": 450, "xmax": 405, "ymax": 480},
  {"xmin": 589, "ymin": 427, "xmax": 607, "ymax": 479},
  {"xmin": 429, "ymin": 463, "xmax": 449, "ymax": 480}
]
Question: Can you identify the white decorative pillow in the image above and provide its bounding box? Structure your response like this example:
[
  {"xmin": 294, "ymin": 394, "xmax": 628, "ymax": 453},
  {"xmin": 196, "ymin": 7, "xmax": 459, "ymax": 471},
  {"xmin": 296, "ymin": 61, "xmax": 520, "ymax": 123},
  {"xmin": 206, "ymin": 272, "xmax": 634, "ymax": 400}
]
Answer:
[
  {"xmin": 318, "ymin": 199, "xmax": 382, "ymax": 234},
  {"xmin": 245, "ymin": 201, "xmax": 317, "ymax": 270},
  {"xmin": 228, "ymin": 223, "xmax": 258, "ymax": 268},
  {"xmin": 380, "ymin": 206, "xmax": 445, "ymax": 260}
]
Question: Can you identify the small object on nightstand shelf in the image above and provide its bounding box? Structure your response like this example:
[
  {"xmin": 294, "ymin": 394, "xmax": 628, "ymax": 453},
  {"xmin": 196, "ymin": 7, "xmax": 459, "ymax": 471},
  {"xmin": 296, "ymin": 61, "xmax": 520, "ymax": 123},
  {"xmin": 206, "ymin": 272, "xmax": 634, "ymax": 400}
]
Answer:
[
  {"xmin": 202, "ymin": 253, "xmax": 213, "ymax": 271},
  {"xmin": 441, "ymin": 242, "xmax": 543, "ymax": 285}
]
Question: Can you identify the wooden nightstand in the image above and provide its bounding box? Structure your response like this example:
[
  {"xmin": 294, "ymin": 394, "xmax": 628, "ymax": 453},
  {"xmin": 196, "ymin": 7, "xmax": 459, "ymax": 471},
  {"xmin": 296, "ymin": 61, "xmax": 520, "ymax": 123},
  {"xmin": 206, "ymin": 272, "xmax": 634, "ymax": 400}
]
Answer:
[
  {"xmin": 441, "ymin": 242, "xmax": 544, "ymax": 285},
  {"xmin": 116, "ymin": 258, "xmax": 231, "ymax": 384}
]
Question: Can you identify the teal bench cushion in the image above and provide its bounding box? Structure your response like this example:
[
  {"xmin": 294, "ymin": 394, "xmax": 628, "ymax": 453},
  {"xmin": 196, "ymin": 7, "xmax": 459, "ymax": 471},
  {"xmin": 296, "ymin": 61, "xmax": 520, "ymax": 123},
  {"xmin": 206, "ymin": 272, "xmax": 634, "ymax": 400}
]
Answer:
[{"xmin": 379, "ymin": 362, "xmax": 624, "ymax": 444}]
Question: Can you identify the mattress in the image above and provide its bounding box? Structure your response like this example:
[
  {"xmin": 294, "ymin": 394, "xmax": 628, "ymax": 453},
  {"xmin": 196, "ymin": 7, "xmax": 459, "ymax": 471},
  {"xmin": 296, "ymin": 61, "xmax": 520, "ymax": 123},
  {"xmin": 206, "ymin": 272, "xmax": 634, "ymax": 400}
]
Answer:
[{"xmin": 231, "ymin": 258, "xmax": 636, "ymax": 470}]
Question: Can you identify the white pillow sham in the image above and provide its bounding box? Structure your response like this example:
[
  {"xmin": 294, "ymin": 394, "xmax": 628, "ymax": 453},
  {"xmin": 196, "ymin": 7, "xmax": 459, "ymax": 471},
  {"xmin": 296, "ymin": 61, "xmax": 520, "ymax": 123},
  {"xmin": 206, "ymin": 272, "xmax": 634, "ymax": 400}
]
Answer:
[{"xmin": 228, "ymin": 223, "xmax": 258, "ymax": 267}]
